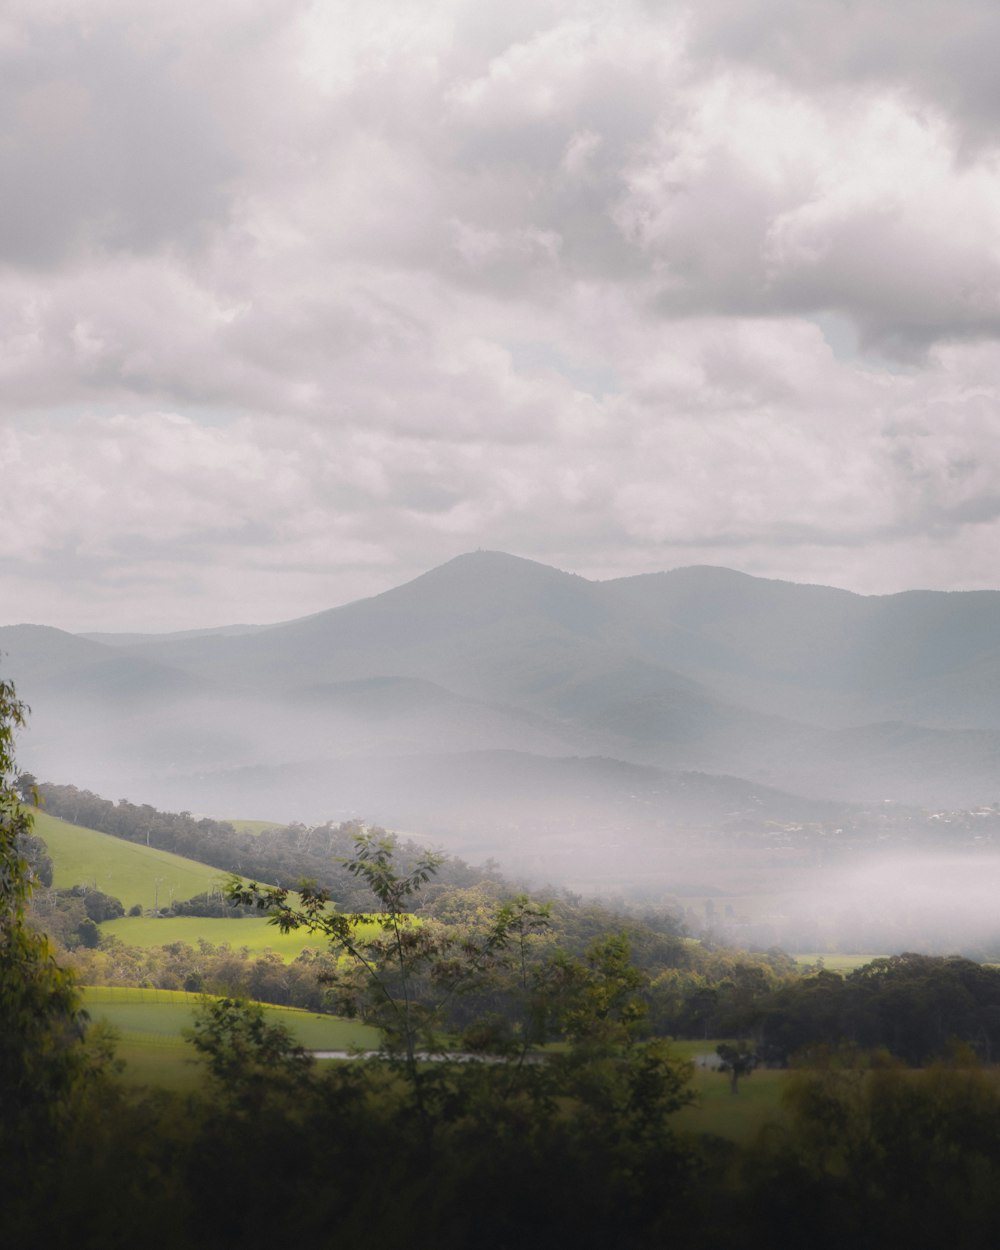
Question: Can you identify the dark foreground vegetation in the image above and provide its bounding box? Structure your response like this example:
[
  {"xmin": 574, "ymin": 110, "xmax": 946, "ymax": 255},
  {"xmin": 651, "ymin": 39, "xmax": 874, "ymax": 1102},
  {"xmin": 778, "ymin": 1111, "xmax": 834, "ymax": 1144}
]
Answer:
[{"xmin": 8, "ymin": 687, "xmax": 1000, "ymax": 1247}]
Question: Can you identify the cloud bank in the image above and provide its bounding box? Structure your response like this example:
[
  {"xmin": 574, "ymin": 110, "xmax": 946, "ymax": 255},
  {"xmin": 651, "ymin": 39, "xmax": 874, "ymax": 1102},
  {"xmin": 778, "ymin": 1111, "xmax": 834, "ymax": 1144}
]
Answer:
[{"xmin": 3, "ymin": 0, "xmax": 1000, "ymax": 629}]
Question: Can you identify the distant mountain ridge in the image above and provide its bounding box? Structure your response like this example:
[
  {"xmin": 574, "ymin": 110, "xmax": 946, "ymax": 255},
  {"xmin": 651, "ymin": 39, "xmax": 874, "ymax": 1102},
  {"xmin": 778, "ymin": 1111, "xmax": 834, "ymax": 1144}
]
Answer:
[
  {"xmin": 3, "ymin": 551, "xmax": 1000, "ymax": 844},
  {"xmin": 79, "ymin": 623, "xmax": 272, "ymax": 647}
]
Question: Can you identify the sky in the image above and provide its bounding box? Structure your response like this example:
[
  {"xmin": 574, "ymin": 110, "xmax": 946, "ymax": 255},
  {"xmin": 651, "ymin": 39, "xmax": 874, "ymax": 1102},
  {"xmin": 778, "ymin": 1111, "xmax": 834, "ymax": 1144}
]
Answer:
[{"xmin": 4, "ymin": 0, "xmax": 1000, "ymax": 631}]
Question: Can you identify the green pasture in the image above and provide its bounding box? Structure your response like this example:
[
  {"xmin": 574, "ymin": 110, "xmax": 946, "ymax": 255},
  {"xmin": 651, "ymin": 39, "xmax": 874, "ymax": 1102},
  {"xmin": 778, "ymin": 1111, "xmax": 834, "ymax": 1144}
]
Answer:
[
  {"xmin": 101, "ymin": 914, "xmax": 325, "ymax": 958},
  {"xmin": 679, "ymin": 1066, "xmax": 788, "ymax": 1141},
  {"xmin": 792, "ymin": 952, "xmax": 885, "ymax": 973},
  {"xmin": 32, "ymin": 809, "xmax": 225, "ymax": 909},
  {"xmin": 664, "ymin": 1039, "xmax": 788, "ymax": 1141},
  {"xmin": 85, "ymin": 989, "xmax": 791, "ymax": 1132},
  {"xmin": 226, "ymin": 818, "xmax": 285, "ymax": 836},
  {"xmin": 32, "ymin": 806, "xmax": 396, "ymax": 956},
  {"xmin": 101, "ymin": 911, "xmax": 393, "ymax": 960},
  {"xmin": 82, "ymin": 986, "xmax": 380, "ymax": 1089}
]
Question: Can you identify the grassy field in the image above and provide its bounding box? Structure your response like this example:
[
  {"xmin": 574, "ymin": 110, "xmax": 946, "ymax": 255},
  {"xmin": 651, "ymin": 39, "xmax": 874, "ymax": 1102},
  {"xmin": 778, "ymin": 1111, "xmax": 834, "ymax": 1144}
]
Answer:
[
  {"xmin": 101, "ymin": 913, "xmax": 325, "ymax": 957},
  {"xmin": 665, "ymin": 1038, "xmax": 789, "ymax": 1141},
  {"xmin": 101, "ymin": 911, "xmax": 391, "ymax": 959},
  {"xmin": 82, "ymin": 986, "xmax": 380, "ymax": 1089},
  {"xmin": 80, "ymin": 987, "xmax": 791, "ymax": 1137},
  {"xmin": 678, "ymin": 1066, "xmax": 788, "ymax": 1141},
  {"xmin": 32, "ymin": 806, "xmax": 393, "ymax": 956},
  {"xmin": 84, "ymin": 994, "xmax": 788, "ymax": 1134},
  {"xmin": 226, "ymin": 818, "xmax": 286, "ymax": 836},
  {"xmin": 33, "ymin": 809, "xmax": 226, "ymax": 909},
  {"xmin": 792, "ymin": 952, "xmax": 885, "ymax": 973}
]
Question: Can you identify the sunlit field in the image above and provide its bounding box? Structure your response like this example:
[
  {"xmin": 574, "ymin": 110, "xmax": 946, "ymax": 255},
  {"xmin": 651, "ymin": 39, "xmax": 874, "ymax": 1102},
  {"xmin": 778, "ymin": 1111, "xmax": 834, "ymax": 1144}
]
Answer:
[
  {"xmin": 100, "ymin": 912, "xmax": 394, "ymax": 959},
  {"xmin": 225, "ymin": 818, "xmax": 286, "ymax": 836},
  {"xmin": 82, "ymin": 986, "xmax": 380, "ymax": 1088},
  {"xmin": 33, "ymin": 808, "xmax": 223, "ymax": 909},
  {"xmin": 792, "ymin": 952, "xmax": 886, "ymax": 973}
]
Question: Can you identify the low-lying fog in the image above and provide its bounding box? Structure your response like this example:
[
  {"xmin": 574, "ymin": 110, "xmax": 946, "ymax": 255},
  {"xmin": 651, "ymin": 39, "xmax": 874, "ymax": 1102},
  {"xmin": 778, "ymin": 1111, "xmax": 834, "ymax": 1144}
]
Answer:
[
  {"xmin": 15, "ymin": 663, "xmax": 1000, "ymax": 962},
  {"xmin": 673, "ymin": 856, "xmax": 1000, "ymax": 960}
]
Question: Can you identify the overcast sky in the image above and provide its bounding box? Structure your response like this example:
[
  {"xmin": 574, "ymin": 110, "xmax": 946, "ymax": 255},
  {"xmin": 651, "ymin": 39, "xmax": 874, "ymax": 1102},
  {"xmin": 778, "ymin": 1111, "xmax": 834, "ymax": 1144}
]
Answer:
[{"xmin": 4, "ymin": 0, "xmax": 1000, "ymax": 631}]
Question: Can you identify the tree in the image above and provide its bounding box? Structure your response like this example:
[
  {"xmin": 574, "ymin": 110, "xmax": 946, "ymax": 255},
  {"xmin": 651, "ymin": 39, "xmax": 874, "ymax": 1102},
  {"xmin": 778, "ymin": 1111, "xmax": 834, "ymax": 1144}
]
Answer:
[
  {"xmin": 541, "ymin": 931, "xmax": 696, "ymax": 1153},
  {"xmin": 15, "ymin": 831, "xmax": 52, "ymax": 887},
  {"xmin": 14, "ymin": 770, "xmax": 36, "ymax": 804},
  {"xmin": 230, "ymin": 833, "xmax": 446, "ymax": 1061},
  {"xmin": 186, "ymin": 996, "xmax": 314, "ymax": 1116},
  {"xmin": 551, "ymin": 931, "xmax": 650, "ymax": 1048},
  {"xmin": 228, "ymin": 831, "xmax": 551, "ymax": 1132},
  {"xmin": 0, "ymin": 679, "xmax": 107, "ymax": 1203},
  {"xmin": 716, "ymin": 1040, "xmax": 758, "ymax": 1094},
  {"xmin": 83, "ymin": 887, "xmax": 125, "ymax": 923}
]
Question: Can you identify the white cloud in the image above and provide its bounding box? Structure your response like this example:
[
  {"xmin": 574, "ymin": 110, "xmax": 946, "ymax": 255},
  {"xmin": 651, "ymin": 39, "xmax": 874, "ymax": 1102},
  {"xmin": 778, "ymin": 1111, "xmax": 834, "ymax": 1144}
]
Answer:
[{"xmin": 3, "ymin": 0, "xmax": 1000, "ymax": 629}]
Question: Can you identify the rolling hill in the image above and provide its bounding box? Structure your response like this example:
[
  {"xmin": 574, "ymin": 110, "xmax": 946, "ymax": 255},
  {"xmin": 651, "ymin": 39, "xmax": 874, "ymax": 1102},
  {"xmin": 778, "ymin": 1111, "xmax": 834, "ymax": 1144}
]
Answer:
[
  {"xmin": 31, "ymin": 809, "xmax": 228, "ymax": 910},
  {"xmin": 29, "ymin": 808, "xmax": 343, "ymax": 959}
]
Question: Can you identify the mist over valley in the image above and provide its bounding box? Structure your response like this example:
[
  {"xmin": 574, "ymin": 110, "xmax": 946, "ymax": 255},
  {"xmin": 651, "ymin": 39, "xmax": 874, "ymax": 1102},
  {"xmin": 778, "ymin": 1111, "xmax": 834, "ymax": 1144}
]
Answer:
[{"xmin": 7, "ymin": 550, "xmax": 1000, "ymax": 954}]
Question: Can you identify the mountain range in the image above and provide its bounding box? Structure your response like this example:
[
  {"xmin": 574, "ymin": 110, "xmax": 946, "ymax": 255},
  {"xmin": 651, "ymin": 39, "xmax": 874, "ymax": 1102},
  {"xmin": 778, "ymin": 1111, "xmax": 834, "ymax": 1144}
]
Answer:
[{"xmin": 3, "ymin": 551, "xmax": 999, "ymax": 874}]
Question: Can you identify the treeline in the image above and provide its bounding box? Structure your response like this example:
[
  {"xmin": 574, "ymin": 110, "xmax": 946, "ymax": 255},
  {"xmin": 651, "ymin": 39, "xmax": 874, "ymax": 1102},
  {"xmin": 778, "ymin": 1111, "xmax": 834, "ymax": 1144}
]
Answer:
[
  {"xmin": 46, "ymin": 888, "xmax": 1000, "ymax": 1068},
  {"xmin": 753, "ymin": 953, "xmax": 1000, "ymax": 1065},
  {"xmin": 56, "ymin": 892, "xmax": 709, "ymax": 1016},
  {"xmin": 647, "ymin": 952, "xmax": 1000, "ymax": 1065},
  {"xmin": 67, "ymin": 938, "xmax": 340, "ymax": 1009}
]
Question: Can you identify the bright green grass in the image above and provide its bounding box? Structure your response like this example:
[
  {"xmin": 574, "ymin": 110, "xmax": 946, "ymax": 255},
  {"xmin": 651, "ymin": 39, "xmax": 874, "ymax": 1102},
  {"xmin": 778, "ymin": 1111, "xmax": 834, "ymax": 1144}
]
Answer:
[
  {"xmin": 792, "ymin": 953, "xmax": 885, "ymax": 973},
  {"xmin": 101, "ymin": 914, "xmax": 324, "ymax": 958},
  {"xmin": 82, "ymin": 985, "xmax": 378, "ymax": 1048},
  {"xmin": 33, "ymin": 806, "xmax": 391, "ymax": 956},
  {"xmin": 82, "ymin": 986, "xmax": 380, "ymax": 1088},
  {"xmin": 33, "ymin": 809, "xmax": 226, "ymax": 909},
  {"xmin": 101, "ymin": 912, "xmax": 391, "ymax": 960},
  {"xmin": 227, "ymin": 819, "xmax": 285, "ymax": 836}
]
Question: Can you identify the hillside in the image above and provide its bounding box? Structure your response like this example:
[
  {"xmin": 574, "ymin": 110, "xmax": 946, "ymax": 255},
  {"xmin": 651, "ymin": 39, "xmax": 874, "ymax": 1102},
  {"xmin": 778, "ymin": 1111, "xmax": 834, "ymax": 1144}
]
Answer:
[
  {"xmin": 29, "ymin": 808, "xmax": 333, "ymax": 959},
  {"xmin": 31, "ymin": 809, "xmax": 230, "ymax": 910}
]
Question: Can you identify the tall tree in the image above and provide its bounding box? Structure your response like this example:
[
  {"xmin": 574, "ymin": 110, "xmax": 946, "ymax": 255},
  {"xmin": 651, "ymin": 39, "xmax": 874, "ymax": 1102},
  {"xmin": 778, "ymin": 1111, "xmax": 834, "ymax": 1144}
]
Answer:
[
  {"xmin": 228, "ymin": 832, "xmax": 551, "ymax": 1133},
  {"xmin": 0, "ymin": 681, "xmax": 95, "ymax": 1158}
]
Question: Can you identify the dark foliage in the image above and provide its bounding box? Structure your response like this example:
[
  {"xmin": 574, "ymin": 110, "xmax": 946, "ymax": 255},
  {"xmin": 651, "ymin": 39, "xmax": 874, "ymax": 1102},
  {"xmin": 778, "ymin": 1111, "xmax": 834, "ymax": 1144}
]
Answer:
[
  {"xmin": 168, "ymin": 889, "xmax": 260, "ymax": 918},
  {"xmin": 755, "ymin": 953, "xmax": 1000, "ymax": 1065},
  {"xmin": 0, "ymin": 682, "xmax": 113, "ymax": 1233},
  {"xmin": 14, "ymin": 832, "xmax": 52, "ymax": 887}
]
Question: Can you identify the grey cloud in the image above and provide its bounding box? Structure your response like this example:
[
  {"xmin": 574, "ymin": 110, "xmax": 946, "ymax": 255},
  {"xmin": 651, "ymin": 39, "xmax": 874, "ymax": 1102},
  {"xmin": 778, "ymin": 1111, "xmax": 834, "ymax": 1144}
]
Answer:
[
  {"xmin": 5, "ymin": 0, "xmax": 1000, "ymax": 629},
  {"xmin": 689, "ymin": 0, "xmax": 1000, "ymax": 145},
  {"xmin": 0, "ymin": 14, "xmax": 239, "ymax": 266}
]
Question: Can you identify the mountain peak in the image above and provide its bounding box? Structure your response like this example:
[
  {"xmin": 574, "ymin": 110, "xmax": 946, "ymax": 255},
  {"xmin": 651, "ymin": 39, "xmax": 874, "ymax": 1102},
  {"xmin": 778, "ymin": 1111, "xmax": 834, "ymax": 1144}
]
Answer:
[
  {"xmin": 425, "ymin": 549, "xmax": 584, "ymax": 578},
  {"xmin": 391, "ymin": 550, "xmax": 590, "ymax": 601}
]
